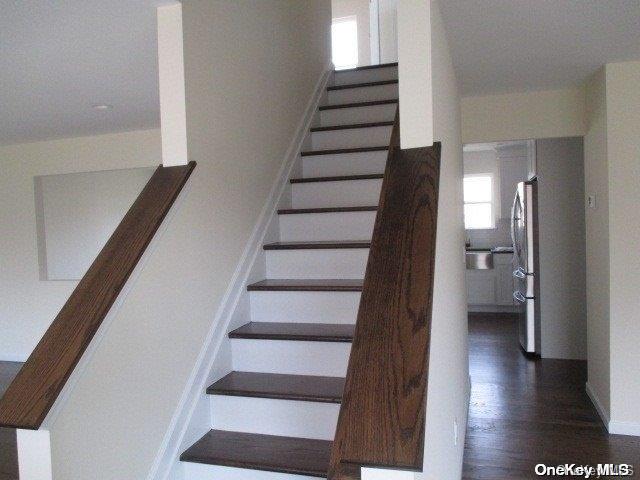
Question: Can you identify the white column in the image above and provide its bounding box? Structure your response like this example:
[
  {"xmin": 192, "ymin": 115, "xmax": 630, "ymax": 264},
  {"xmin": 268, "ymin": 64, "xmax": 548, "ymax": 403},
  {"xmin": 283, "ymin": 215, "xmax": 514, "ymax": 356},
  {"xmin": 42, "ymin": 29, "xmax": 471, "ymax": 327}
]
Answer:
[
  {"xmin": 157, "ymin": 3, "xmax": 188, "ymax": 167},
  {"xmin": 397, "ymin": 0, "xmax": 433, "ymax": 148},
  {"xmin": 378, "ymin": 0, "xmax": 399, "ymax": 64},
  {"xmin": 17, "ymin": 429, "xmax": 53, "ymax": 480}
]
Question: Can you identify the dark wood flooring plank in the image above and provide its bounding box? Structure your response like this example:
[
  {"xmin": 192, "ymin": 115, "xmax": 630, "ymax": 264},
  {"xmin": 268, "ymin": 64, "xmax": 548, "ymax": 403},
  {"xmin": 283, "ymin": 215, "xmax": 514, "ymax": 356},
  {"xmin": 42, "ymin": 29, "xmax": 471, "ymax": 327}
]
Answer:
[
  {"xmin": 263, "ymin": 241, "xmax": 371, "ymax": 250},
  {"xmin": 180, "ymin": 430, "xmax": 332, "ymax": 477},
  {"xmin": 277, "ymin": 206, "xmax": 377, "ymax": 215},
  {"xmin": 229, "ymin": 322, "xmax": 355, "ymax": 342},
  {"xmin": 247, "ymin": 279, "xmax": 363, "ymax": 292},
  {"xmin": 334, "ymin": 62, "xmax": 398, "ymax": 73},
  {"xmin": 463, "ymin": 314, "xmax": 640, "ymax": 478},
  {"xmin": 319, "ymin": 99, "xmax": 398, "ymax": 111},
  {"xmin": 327, "ymin": 80, "xmax": 398, "ymax": 91},
  {"xmin": 207, "ymin": 372, "xmax": 345, "ymax": 403},
  {"xmin": 290, "ymin": 174, "xmax": 383, "ymax": 184},
  {"xmin": 310, "ymin": 122, "xmax": 393, "ymax": 132},
  {"xmin": 301, "ymin": 146, "xmax": 388, "ymax": 157}
]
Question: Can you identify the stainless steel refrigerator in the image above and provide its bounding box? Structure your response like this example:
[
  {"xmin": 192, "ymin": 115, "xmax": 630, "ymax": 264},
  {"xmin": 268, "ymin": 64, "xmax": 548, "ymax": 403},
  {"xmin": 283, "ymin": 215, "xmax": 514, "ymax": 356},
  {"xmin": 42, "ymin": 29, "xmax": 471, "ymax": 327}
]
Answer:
[{"xmin": 511, "ymin": 180, "xmax": 540, "ymax": 355}]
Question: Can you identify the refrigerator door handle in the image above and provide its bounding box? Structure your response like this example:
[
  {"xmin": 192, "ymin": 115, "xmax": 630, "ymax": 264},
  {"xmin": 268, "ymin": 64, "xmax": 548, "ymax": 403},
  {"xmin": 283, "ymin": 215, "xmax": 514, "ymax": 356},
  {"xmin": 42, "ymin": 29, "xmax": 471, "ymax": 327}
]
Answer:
[
  {"xmin": 513, "ymin": 291, "xmax": 527, "ymax": 303},
  {"xmin": 510, "ymin": 192, "xmax": 519, "ymax": 252},
  {"xmin": 513, "ymin": 267, "xmax": 527, "ymax": 279}
]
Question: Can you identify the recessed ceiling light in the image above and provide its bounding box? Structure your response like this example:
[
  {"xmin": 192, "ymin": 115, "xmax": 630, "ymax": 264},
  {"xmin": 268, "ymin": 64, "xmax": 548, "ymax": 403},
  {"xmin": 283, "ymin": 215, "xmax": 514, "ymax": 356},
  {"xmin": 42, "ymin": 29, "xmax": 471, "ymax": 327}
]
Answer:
[{"xmin": 92, "ymin": 104, "xmax": 113, "ymax": 111}]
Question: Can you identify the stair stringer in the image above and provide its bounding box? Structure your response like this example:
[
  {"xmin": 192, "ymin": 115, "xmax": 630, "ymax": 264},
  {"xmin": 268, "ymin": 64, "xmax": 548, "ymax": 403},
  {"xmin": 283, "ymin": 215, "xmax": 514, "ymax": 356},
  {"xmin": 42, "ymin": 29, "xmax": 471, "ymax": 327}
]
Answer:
[{"xmin": 148, "ymin": 63, "xmax": 334, "ymax": 480}]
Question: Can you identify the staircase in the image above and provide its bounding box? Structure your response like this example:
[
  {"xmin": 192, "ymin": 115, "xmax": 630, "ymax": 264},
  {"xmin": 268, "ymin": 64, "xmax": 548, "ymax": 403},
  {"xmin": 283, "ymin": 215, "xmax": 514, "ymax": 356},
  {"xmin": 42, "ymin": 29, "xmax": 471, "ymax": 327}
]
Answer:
[{"xmin": 180, "ymin": 62, "xmax": 399, "ymax": 480}]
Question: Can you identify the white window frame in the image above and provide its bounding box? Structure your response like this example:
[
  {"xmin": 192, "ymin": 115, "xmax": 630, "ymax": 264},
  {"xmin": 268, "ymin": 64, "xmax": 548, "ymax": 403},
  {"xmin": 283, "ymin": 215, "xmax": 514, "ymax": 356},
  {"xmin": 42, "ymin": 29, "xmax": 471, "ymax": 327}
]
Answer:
[
  {"xmin": 332, "ymin": 15, "xmax": 359, "ymax": 70},
  {"xmin": 463, "ymin": 173, "xmax": 496, "ymax": 230}
]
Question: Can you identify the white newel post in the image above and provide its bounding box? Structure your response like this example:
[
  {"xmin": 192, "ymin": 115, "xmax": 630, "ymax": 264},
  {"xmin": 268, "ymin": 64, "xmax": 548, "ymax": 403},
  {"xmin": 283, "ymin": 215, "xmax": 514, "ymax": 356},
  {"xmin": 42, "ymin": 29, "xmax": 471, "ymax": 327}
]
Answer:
[
  {"xmin": 17, "ymin": 429, "xmax": 53, "ymax": 480},
  {"xmin": 157, "ymin": 3, "xmax": 188, "ymax": 167},
  {"xmin": 397, "ymin": 0, "xmax": 433, "ymax": 149}
]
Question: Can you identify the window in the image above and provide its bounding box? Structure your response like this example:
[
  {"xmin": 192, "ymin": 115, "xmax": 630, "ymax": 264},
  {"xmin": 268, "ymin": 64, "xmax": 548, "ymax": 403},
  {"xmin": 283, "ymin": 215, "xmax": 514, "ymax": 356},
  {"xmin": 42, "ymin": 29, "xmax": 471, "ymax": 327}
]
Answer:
[
  {"xmin": 463, "ymin": 175, "xmax": 494, "ymax": 229},
  {"xmin": 332, "ymin": 16, "xmax": 358, "ymax": 69}
]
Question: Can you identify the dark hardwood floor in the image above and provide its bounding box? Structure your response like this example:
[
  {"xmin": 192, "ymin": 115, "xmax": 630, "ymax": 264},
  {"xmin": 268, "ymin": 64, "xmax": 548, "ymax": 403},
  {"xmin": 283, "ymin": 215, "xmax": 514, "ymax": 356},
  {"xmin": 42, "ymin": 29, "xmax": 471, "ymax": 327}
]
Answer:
[
  {"xmin": 0, "ymin": 361, "xmax": 23, "ymax": 480},
  {"xmin": 464, "ymin": 313, "xmax": 640, "ymax": 479}
]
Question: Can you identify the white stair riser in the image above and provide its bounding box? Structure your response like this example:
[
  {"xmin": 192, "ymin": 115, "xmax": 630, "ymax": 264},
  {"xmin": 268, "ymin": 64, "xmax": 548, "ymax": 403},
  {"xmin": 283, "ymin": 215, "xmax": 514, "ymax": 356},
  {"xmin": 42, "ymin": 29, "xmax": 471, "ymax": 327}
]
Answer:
[
  {"xmin": 265, "ymin": 249, "xmax": 369, "ymax": 279},
  {"xmin": 210, "ymin": 396, "xmax": 339, "ymax": 440},
  {"xmin": 183, "ymin": 463, "xmax": 319, "ymax": 480},
  {"xmin": 292, "ymin": 179, "xmax": 382, "ymax": 209},
  {"xmin": 249, "ymin": 291, "xmax": 361, "ymax": 324},
  {"xmin": 327, "ymin": 83, "xmax": 398, "ymax": 105},
  {"xmin": 231, "ymin": 340, "xmax": 351, "ymax": 377},
  {"xmin": 311, "ymin": 126, "xmax": 392, "ymax": 150},
  {"xmin": 301, "ymin": 151, "xmax": 388, "ymax": 178},
  {"xmin": 320, "ymin": 103, "xmax": 397, "ymax": 127},
  {"xmin": 279, "ymin": 211, "xmax": 376, "ymax": 242},
  {"xmin": 333, "ymin": 66, "xmax": 398, "ymax": 86}
]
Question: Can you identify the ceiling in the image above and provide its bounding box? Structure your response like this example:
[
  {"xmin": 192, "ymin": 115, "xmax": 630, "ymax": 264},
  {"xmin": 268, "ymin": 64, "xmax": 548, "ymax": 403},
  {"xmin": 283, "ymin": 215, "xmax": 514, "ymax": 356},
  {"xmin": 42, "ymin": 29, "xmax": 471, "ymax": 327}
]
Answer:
[
  {"xmin": 440, "ymin": 0, "xmax": 640, "ymax": 96},
  {"xmin": 0, "ymin": 0, "xmax": 171, "ymax": 146}
]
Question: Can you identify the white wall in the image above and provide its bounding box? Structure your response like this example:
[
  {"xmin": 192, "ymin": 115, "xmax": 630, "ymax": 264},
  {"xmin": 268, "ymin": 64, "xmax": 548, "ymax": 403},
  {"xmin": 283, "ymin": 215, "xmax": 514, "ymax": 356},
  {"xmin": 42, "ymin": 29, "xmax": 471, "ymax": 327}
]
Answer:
[
  {"xmin": 584, "ymin": 60, "xmax": 640, "ymax": 435},
  {"xmin": 36, "ymin": 167, "xmax": 154, "ymax": 280},
  {"xmin": 536, "ymin": 137, "xmax": 587, "ymax": 360},
  {"xmin": 584, "ymin": 67, "xmax": 610, "ymax": 417},
  {"xmin": 418, "ymin": 1, "xmax": 469, "ymax": 478},
  {"xmin": 46, "ymin": 1, "xmax": 332, "ymax": 478},
  {"xmin": 332, "ymin": 0, "xmax": 371, "ymax": 67},
  {"xmin": 0, "ymin": 129, "xmax": 161, "ymax": 362},
  {"xmin": 605, "ymin": 61, "xmax": 640, "ymax": 433},
  {"xmin": 461, "ymin": 87, "xmax": 586, "ymax": 144}
]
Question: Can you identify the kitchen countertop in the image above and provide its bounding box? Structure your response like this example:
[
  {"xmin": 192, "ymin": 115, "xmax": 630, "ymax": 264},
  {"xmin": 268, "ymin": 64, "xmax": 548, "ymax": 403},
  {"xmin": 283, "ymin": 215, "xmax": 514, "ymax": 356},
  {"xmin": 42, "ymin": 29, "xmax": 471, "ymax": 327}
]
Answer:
[{"xmin": 466, "ymin": 247, "xmax": 514, "ymax": 254}]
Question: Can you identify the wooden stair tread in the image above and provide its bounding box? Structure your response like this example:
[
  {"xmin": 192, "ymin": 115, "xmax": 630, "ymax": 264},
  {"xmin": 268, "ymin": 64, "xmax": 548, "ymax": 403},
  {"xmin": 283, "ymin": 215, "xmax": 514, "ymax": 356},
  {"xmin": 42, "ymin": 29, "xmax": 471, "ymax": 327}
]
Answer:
[
  {"xmin": 207, "ymin": 372, "xmax": 345, "ymax": 403},
  {"xmin": 290, "ymin": 174, "xmax": 383, "ymax": 184},
  {"xmin": 301, "ymin": 146, "xmax": 388, "ymax": 156},
  {"xmin": 334, "ymin": 62, "xmax": 398, "ymax": 73},
  {"xmin": 180, "ymin": 430, "xmax": 331, "ymax": 477},
  {"xmin": 319, "ymin": 99, "xmax": 398, "ymax": 111},
  {"xmin": 327, "ymin": 79, "xmax": 398, "ymax": 91},
  {"xmin": 247, "ymin": 279, "xmax": 364, "ymax": 292},
  {"xmin": 229, "ymin": 322, "xmax": 355, "ymax": 342},
  {"xmin": 263, "ymin": 241, "xmax": 371, "ymax": 250},
  {"xmin": 278, "ymin": 206, "xmax": 377, "ymax": 215},
  {"xmin": 310, "ymin": 121, "xmax": 394, "ymax": 132}
]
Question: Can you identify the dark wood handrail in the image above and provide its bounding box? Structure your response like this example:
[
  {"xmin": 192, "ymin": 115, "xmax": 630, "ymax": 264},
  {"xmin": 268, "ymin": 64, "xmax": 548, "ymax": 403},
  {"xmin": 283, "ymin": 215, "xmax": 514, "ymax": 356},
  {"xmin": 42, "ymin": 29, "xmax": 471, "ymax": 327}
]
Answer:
[
  {"xmin": 0, "ymin": 161, "xmax": 196, "ymax": 430},
  {"xmin": 328, "ymin": 111, "xmax": 441, "ymax": 479}
]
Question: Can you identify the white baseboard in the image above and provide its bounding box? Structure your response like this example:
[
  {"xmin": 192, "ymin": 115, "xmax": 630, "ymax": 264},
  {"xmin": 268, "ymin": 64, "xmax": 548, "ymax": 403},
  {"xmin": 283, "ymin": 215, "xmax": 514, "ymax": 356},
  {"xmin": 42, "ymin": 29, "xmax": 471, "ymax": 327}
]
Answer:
[
  {"xmin": 609, "ymin": 420, "xmax": 640, "ymax": 437},
  {"xmin": 585, "ymin": 381, "xmax": 610, "ymax": 430},
  {"xmin": 586, "ymin": 381, "xmax": 640, "ymax": 437},
  {"xmin": 148, "ymin": 65, "xmax": 333, "ymax": 480}
]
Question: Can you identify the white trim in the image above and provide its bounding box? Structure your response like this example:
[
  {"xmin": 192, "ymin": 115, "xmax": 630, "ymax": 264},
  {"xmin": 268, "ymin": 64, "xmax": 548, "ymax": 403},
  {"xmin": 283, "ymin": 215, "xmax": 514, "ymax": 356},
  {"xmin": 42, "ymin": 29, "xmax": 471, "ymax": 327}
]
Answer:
[
  {"xmin": 17, "ymin": 429, "xmax": 53, "ymax": 480},
  {"xmin": 148, "ymin": 64, "xmax": 333, "ymax": 480},
  {"xmin": 609, "ymin": 420, "xmax": 640, "ymax": 437},
  {"xmin": 586, "ymin": 381, "xmax": 640, "ymax": 436},
  {"xmin": 585, "ymin": 381, "xmax": 610, "ymax": 430}
]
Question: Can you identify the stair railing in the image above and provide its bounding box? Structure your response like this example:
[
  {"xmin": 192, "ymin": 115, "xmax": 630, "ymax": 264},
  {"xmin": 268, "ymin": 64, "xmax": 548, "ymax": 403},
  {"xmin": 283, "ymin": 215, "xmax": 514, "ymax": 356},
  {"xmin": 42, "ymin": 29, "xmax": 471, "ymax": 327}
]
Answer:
[
  {"xmin": 0, "ymin": 162, "xmax": 196, "ymax": 430},
  {"xmin": 328, "ymin": 110, "xmax": 441, "ymax": 479}
]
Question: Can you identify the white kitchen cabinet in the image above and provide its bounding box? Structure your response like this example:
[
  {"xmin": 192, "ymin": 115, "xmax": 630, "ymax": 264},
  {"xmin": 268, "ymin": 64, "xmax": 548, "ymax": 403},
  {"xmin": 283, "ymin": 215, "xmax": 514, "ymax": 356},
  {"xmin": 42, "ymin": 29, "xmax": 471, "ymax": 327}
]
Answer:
[
  {"xmin": 466, "ymin": 253, "xmax": 516, "ymax": 310},
  {"xmin": 494, "ymin": 254, "xmax": 516, "ymax": 306},
  {"xmin": 466, "ymin": 270, "xmax": 496, "ymax": 305}
]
